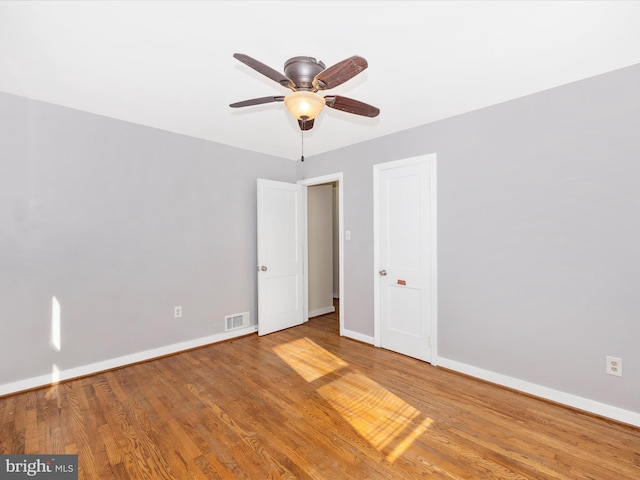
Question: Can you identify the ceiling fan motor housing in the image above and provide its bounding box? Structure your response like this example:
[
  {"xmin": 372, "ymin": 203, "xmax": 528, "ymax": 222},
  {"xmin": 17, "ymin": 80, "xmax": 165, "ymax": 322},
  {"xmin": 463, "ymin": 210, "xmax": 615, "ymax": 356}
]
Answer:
[{"xmin": 284, "ymin": 56, "xmax": 326, "ymax": 90}]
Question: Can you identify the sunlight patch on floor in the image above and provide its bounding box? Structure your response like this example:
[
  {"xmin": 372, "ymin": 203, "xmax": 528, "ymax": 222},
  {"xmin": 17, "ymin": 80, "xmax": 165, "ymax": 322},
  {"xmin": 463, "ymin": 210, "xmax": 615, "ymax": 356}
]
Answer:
[
  {"xmin": 273, "ymin": 337, "xmax": 348, "ymax": 382},
  {"xmin": 317, "ymin": 371, "xmax": 433, "ymax": 462},
  {"xmin": 274, "ymin": 337, "xmax": 433, "ymax": 463}
]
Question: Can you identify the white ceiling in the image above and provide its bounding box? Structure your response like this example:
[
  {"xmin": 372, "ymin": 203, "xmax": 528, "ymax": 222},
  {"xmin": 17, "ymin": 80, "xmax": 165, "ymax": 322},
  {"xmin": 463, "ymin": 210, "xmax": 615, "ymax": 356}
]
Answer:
[{"xmin": 1, "ymin": 1, "xmax": 640, "ymax": 160}]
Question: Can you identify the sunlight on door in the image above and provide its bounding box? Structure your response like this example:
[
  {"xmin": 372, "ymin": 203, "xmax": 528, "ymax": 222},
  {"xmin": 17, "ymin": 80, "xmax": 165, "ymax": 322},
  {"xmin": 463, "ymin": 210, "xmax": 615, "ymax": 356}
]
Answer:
[{"xmin": 273, "ymin": 338, "xmax": 433, "ymax": 463}]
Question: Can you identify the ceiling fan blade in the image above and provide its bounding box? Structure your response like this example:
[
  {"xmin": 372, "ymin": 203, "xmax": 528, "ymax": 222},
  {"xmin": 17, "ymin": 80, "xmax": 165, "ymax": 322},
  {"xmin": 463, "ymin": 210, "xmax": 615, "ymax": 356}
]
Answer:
[
  {"xmin": 233, "ymin": 53, "xmax": 295, "ymax": 90},
  {"xmin": 313, "ymin": 56, "xmax": 368, "ymax": 90},
  {"xmin": 229, "ymin": 96, "xmax": 284, "ymax": 108},
  {"xmin": 324, "ymin": 96, "xmax": 380, "ymax": 117},
  {"xmin": 297, "ymin": 118, "xmax": 315, "ymax": 131}
]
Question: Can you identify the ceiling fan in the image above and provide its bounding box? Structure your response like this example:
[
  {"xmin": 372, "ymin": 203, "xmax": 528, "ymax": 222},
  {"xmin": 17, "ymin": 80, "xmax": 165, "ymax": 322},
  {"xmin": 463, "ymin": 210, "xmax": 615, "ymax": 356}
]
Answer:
[{"xmin": 229, "ymin": 53, "xmax": 380, "ymax": 131}]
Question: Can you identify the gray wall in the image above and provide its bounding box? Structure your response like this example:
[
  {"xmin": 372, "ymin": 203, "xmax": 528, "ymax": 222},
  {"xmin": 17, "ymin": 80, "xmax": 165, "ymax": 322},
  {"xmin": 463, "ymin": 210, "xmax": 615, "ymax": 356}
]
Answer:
[
  {"xmin": 0, "ymin": 92, "xmax": 296, "ymax": 385},
  {"xmin": 2, "ymin": 62, "xmax": 638, "ymax": 414},
  {"xmin": 298, "ymin": 64, "xmax": 640, "ymax": 413}
]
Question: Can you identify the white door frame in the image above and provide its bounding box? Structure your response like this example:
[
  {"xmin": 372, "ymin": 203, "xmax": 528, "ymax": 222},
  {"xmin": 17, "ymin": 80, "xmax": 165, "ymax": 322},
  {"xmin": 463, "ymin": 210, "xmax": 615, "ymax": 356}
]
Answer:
[
  {"xmin": 373, "ymin": 154, "xmax": 438, "ymax": 365},
  {"xmin": 298, "ymin": 173, "xmax": 345, "ymax": 335}
]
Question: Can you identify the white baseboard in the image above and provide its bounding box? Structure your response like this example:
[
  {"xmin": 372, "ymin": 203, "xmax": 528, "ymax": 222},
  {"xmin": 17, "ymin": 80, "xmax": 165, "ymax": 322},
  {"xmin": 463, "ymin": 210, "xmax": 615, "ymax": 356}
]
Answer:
[
  {"xmin": 437, "ymin": 357, "xmax": 640, "ymax": 428},
  {"xmin": 0, "ymin": 325, "xmax": 258, "ymax": 397},
  {"xmin": 342, "ymin": 328, "xmax": 375, "ymax": 345},
  {"xmin": 308, "ymin": 305, "xmax": 336, "ymax": 318}
]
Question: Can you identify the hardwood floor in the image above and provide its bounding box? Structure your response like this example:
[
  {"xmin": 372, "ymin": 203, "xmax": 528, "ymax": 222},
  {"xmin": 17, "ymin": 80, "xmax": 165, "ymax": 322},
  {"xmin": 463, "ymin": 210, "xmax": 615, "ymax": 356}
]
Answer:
[{"xmin": 1, "ymin": 308, "xmax": 639, "ymax": 479}]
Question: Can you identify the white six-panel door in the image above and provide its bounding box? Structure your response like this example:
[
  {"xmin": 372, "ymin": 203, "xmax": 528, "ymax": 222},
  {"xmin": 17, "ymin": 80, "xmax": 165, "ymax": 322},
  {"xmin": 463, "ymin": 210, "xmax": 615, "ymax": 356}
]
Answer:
[
  {"xmin": 257, "ymin": 179, "xmax": 305, "ymax": 336},
  {"xmin": 374, "ymin": 155, "xmax": 437, "ymax": 363}
]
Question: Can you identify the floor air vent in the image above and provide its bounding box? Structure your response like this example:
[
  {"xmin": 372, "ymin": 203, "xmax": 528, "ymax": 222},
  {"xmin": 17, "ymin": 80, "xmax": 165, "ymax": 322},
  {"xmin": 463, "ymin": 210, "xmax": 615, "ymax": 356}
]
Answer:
[{"xmin": 225, "ymin": 312, "xmax": 250, "ymax": 331}]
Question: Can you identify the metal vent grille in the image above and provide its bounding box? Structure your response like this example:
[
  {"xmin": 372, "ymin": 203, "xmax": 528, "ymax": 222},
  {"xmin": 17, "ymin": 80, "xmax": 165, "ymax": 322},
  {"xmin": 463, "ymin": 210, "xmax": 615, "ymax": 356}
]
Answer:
[{"xmin": 225, "ymin": 311, "xmax": 250, "ymax": 331}]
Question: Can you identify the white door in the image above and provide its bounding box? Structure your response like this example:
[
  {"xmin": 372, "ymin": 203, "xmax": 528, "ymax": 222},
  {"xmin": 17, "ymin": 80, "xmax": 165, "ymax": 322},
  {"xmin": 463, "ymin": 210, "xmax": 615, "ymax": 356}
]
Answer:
[
  {"xmin": 374, "ymin": 155, "xmax": 436, "ymax": 362},
  {"xmin": 257, "ymin": 179, "xmax": 305, "ymax": 335}
]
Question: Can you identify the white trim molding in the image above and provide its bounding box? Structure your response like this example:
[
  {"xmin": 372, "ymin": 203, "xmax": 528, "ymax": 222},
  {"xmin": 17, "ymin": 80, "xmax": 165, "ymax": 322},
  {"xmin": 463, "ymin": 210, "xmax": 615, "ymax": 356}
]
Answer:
[
  {"xmin": 308, "ymin": 306, "xmax": 336, "ymax": 318},
  {"xmin": 438, "ymin": 356, "xmax": 640, "ymax": 428},
  {"xmin": 342, "ymin": 328, "xmax": 375, "ymax": 346},
  {"xmin": 0, "ymin": 326, "xmax": 257, "ymax": 397}
]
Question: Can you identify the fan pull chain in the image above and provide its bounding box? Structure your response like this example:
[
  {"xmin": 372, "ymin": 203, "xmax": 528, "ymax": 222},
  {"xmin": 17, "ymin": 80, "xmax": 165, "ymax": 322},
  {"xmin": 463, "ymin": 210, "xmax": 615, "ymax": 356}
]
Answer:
[{"xmin": 300, "ymin": 119, "xmax": 305, "ymax": 162}]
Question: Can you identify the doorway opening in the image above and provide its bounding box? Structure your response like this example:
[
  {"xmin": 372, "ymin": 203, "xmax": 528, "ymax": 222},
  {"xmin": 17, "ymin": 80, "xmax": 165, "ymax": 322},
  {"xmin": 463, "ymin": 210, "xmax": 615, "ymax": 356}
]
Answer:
[{"xmin": 299, "ymin": 173, "xmax": 344, "ymax": 336}]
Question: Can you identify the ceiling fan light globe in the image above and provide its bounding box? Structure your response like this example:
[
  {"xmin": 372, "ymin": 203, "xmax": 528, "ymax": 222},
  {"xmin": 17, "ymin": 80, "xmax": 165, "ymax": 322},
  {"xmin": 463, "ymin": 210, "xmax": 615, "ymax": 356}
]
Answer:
[{"xmin": 284, "ymin": 91, "xmax": 325, "ymax": 121}]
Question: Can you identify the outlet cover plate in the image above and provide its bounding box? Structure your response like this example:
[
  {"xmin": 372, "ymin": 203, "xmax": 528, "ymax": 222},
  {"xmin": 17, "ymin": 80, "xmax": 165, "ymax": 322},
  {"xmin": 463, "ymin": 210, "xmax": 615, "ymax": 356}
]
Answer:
[{"xmin": 606, "ymin": 356, "xmax": 622, "ymax": 377}]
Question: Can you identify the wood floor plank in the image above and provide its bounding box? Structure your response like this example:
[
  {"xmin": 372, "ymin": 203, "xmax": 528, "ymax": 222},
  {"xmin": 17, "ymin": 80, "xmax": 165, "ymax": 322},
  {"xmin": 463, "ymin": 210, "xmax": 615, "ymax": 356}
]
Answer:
[
  {"xmin": 1, "ymin": 305, "xmax": 639, "ymax": 479},
  {"xmin": 203, "ymin": 364, "xmax": 389, "ymax": 480},
  {"xmin": 61, "ymin": 382, "xmax": 96, "ymax": 477}
]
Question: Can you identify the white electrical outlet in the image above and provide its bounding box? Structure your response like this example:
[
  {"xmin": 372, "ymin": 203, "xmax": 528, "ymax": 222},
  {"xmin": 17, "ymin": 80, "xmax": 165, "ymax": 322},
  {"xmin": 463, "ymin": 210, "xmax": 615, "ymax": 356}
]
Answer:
[
  {"xmin": 606, "ymin": 356, "xmax": 622, "ymax": 377},
  {"xmin": 174, "ymin": 306, "xmax": 182, "ymax": 318}
]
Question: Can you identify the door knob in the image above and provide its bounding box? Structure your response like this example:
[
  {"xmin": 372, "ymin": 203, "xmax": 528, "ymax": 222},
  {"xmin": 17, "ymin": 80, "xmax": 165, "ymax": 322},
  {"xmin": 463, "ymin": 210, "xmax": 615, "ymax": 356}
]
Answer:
[
  {"xmin": 260, "ymin": 266, "xmax": 268, "ymax": 271},
  {"xmin": 379, "ymin": 269, "xmax": 387, "ymax": 276}
]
